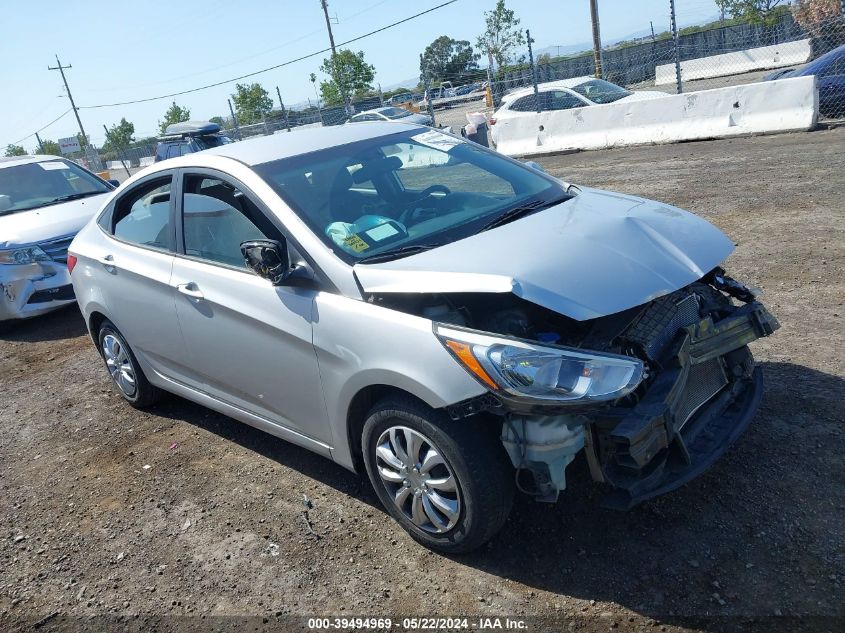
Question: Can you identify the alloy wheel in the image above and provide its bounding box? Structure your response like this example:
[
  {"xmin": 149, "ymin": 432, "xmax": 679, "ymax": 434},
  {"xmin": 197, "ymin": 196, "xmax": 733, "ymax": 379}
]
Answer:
[
  {"xmin": 374, "ymin": 426, "xmax": 461, "ymax": 534},
  {"xmin": 101, "ymin": 334, "xmax": 137, "ymax": 397}
]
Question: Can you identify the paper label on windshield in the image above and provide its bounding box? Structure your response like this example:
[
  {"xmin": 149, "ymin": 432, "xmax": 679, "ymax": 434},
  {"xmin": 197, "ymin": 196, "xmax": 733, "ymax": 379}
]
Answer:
[
  {"xmin": 343, "ymin": 235, "xmax": 370, "ymax": 253},
  {"xmin": 411, "ymin": 130, "xmax": 462, "ymax": 152},
  {"xmin": 366, "ymin": 223, "xmax": 399, "ymax": 242},
  {"xmin": 38, "ymin": 161, "xmax": 70, "ymax": 170}
]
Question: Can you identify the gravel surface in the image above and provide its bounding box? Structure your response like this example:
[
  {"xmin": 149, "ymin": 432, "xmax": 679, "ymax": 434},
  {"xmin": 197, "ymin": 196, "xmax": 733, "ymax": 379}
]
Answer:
[{"xmin": 1, "ymin": 128, "xmax": 843, "ymax": 633}]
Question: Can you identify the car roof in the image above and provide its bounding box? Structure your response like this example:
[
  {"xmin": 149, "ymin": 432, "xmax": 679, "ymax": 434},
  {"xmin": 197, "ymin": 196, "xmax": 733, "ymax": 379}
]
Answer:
[
  {"xmin": 359, "ymin": 107, "xmax": 400, "ymax": 115},
  {"xmin": 201, "ymin": 120, "xmax": 427, "ymax": 166},
  {"xmin": 0, "ymin": 155, "xmax": 69, "ymax": 169},
  {"xmin": 501, "ymin": 76, "xmax": 595, "ymax": 102}
]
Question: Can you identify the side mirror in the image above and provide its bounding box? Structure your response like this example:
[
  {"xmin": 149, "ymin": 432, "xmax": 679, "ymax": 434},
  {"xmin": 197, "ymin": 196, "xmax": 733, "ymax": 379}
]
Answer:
[
  {"xmin": 240, "ymin": 239, "xmax": 293, "ymax": 285},
  {"xmin": 107, "ymin": 179, "xmax": 121, "ymax": 188},
  {"xmin": 523, "ymin": 161, "xmax": 546, "ymax": 173}
]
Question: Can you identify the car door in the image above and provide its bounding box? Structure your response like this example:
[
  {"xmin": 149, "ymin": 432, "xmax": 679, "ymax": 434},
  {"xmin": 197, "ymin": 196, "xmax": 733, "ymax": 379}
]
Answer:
[
  {"xmin": 96, "ymin": 172, "xmax": 188, "ymax": 379},
  {"xmin": 170, "ymin": 169, "xmax": 332, "ymax": 445},
  {"xmin": 494, "ymin": 92, "xmax": 552, "ymax": 146}
]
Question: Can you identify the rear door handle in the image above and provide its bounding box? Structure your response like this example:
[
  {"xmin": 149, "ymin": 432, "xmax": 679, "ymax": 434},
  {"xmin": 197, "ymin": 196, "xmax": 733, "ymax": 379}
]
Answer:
[{"xmin": 176, "ymin": 282, "xmax": 204, "ymax": 300}]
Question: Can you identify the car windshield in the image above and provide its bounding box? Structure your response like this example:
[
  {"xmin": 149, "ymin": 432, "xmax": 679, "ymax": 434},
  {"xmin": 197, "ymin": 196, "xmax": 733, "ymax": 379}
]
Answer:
[
  {"xmin": 571, "ymin": 79, "xmax": 632, "ymax": 104},
  {"xmin": 381, "ymin": 108, "xmax": 413, "ymax": 120},
  {"xmin": 0, "ymin": 159, "xmax": 110, "ymax": 216},
  {"xmin": 254, "ymin": 128, "xmax": 571, "ymax": 264}
]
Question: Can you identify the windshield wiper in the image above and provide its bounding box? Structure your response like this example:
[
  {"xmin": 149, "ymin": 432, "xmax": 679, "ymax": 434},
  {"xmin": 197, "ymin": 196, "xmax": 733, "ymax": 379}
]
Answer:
[
  {"xmin": 46, "ymin": 191, "xmax": 106, "ymax": 204},
  {"xmin": 356, "ymin": 243, "xmax": 440, "ymax": 264},
  {"xmin": 480, "ymin": 195, "xmax": 569, "ymax": 232}
]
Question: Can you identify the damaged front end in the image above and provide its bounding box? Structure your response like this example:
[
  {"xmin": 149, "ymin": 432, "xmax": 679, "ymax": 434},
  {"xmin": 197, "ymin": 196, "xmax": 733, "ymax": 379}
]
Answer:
[{"xmin": 372, "ymin": 268, "xmax": 779, "ymax": 508}]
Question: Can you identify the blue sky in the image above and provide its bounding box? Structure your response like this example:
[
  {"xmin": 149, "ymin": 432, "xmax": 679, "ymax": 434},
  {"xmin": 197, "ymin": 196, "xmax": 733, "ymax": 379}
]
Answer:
[{"xmin": 0, "ymin": 0, "xmax": 720, "ymax": 151}]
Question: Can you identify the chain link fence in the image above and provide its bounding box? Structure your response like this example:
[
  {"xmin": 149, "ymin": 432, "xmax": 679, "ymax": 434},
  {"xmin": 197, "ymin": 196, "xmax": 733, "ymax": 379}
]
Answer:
[{"xmin": 488, "ymin": 11, "xmax": 845, "ymax": 121}]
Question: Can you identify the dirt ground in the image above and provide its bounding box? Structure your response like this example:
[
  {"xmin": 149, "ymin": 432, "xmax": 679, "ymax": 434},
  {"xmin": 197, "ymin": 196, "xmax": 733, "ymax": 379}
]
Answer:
[{"xmin": 1, "ymin": 128, "xmax": 843, "ymax": 633}]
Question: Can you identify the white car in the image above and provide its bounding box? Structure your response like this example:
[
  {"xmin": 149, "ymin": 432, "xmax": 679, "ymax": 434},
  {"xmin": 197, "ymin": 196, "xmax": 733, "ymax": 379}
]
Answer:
[
  {"xmin": 0, "ymin": 155, "xmax": 116, "ymax": 324},
  {"xmin": 490, "ymin": 78, "xmax": 667, "ymax": 147},
  {"xmin": 348, "ymin": 107, "xmax": 433, "ymax": 127}
]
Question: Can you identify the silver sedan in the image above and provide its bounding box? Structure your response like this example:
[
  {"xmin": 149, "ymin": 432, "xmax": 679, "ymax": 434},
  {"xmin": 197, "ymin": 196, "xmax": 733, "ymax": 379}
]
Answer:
[{"xmin": 69, "ymin": 122, "xmax": 778, "ymax": 552}]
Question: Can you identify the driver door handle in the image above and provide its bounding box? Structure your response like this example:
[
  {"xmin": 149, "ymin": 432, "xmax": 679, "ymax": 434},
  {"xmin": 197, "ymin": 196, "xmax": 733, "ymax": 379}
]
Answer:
[{"xmin": 176, "ymin": 282, "xmax": 204, "ymax": 300}]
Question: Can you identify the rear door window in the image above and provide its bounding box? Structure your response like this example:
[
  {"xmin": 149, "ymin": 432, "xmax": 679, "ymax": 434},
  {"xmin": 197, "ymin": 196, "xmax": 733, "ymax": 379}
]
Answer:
[
  {"xmin": 112, "ymin": 177, "xmax": 173, "ymax": 250},
  {"xmin": 548, "ymin": 90, "xmax": 587, "ymax": 111}
]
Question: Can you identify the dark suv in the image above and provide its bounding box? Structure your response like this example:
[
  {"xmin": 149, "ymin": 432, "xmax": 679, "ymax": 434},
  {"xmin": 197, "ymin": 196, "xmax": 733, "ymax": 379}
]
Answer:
[{"xmin": 154, "ymin": 121, "xmax": 232, "ymax": 162}]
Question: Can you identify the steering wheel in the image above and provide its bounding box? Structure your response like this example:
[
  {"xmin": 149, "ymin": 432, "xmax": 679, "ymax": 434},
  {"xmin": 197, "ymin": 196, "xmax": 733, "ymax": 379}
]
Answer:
[{"xmin": 398, "ymin": 184, "xmax": 452, "ymax": 226}]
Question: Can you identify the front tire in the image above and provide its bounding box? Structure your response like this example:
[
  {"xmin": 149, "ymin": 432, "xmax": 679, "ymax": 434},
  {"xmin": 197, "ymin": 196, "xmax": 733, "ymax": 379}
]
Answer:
[
  {"xmin": 362, "ymin": 396, "xmax": 514, "ymax": 553},
  {"xmin": 98, "ymin": 320, "xmax": 162, "ymax": 409}
]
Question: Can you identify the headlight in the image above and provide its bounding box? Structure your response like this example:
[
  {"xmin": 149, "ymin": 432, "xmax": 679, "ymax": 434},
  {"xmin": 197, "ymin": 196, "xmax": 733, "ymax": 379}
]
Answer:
[
  {"xmin": 435, "ymin": 324, "xmax": 644, "ymax": 404},
  {"xmin": 0, "ymin": 246, "xmax": 51, "ymax": 265}
]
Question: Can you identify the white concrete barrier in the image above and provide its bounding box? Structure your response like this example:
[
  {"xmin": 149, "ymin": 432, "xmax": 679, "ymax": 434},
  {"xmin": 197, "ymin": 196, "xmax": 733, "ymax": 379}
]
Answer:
[
  {"xmin": 494, "ymin": 76, "xmax": 817, "ymax": 157},
  {"xmin": 655, "ymin": 39, "xmax": 812, "ymax": 85},
  {"xmin": 139, "ymin": 156, "xmax": 155, "ymax": 167},
  {"xmin": 106, "ymin": 161, "xmax": 126, "ymax": 171}
]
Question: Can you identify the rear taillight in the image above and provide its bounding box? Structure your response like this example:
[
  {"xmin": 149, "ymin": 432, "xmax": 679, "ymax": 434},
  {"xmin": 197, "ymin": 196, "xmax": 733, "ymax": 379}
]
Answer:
[
  {"xmin": 489, "ymin": 117, "xmax": 497, "ymax": 125},
  {"xmin": 67, "ymin": 253, "xmax": 78, "ymax": 274}
]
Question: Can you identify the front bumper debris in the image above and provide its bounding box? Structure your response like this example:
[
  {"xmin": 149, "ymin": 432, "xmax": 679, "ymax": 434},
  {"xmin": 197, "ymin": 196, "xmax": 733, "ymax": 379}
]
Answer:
[
  {"xmin": 481, "ymin": 282, "xmax": 778, "ymax": 508},
  {"xmin": 596, "ymin": 300, "xmax": 779, "ymax": 509}
]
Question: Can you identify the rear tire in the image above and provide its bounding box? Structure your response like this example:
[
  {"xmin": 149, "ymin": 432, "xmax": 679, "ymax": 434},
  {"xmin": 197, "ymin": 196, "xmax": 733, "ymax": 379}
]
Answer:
[
  {"xmin": 362, "ymin": 395, "xmax": 514, "ymax": 553},
  {"xmin": 97, "ymin": 320, "xmax": 162, "ymax": 409}
]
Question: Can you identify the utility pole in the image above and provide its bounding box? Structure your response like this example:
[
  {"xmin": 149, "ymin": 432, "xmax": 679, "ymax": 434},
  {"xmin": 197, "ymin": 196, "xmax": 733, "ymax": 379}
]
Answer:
[
  {"xmin": 35, "ymin": 132, "xmax": 45, "ymax": 154},
  {"xmin": 320, "ymin": 0, "xmax": 352, "ymax": 115},
  {"xmin": 275, "ymin": 86, "xmax": 291, "ymax": 132},
  {"xmin": 526, "ymin": 30, "xmax": 540, "ymax": 113},
  {"xmin": 49, "ymin": 55, "xmax": 100, "ymax": 169},
  {"xmin": 589, "ymin": 0, "xmax": 603, "ymax": 79},
  {"xmin": 669, "ymin": 0, "xmax": 683, "ymax": 94}
]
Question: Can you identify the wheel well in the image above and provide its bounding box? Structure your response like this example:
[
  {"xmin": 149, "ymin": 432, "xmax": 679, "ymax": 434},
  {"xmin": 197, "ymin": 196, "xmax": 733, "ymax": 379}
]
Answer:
[
  {"xmin": 346, "ymin": 384, "xmax": 424, "ymax": 473},
  {"xmin": 88, "ymin": 311, "xmax": 108, "ymax": 345}
]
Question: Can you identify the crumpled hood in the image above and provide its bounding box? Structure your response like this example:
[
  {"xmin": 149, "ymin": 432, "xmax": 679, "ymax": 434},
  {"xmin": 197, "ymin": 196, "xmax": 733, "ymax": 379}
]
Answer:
[
  {"xmin": 353, "ymin": 187, "xmax": 735, "ymax": 321},
  {"xmin": 0, "ymin": 194, "xmax": 108, "ymax": 248}
]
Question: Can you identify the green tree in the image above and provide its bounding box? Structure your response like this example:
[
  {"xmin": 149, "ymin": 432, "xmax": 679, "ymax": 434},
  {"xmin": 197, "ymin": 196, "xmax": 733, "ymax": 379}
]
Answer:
[
  {"xmin": 476, "ymin": 0, "xmax": 525, "ymax": 71},
  {"xmin": 5, "ymin": 144, "xmax": 27, "ymax": 157},
  {"xmin": 158, "ymin": 101, "xmax": 191, "ymax": 134},
  {"xmin": 419, "ymin": 36, "xmax": 479, "ymax": 84},
  {"xmin": 717, "ymin": 0, "xmax": 790, "ymax": 25},
  {"xmin": 103, "ymin": 118, "xmax": 135, "ymax": 151},
  {"xmin": 231, "ymin": 83, "xmax": 273, "ymax": 125},
  {"xmin": 39, "ymin": 139, "xmax": 61, "ymax": 155},
  {"xmin": 319, "ymin": 49, "xmax": 375, "ymax": 106}
]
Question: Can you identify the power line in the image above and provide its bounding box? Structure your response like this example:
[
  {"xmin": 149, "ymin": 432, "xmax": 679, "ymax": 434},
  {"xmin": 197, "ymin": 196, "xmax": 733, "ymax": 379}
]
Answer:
[
  {"xmin": 79, "ymin": 0, "xmax": 459, "ymax": 110},
  {"xmin": 7, "ymin": 108, "xmax": 73, "ymax": 146}
]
